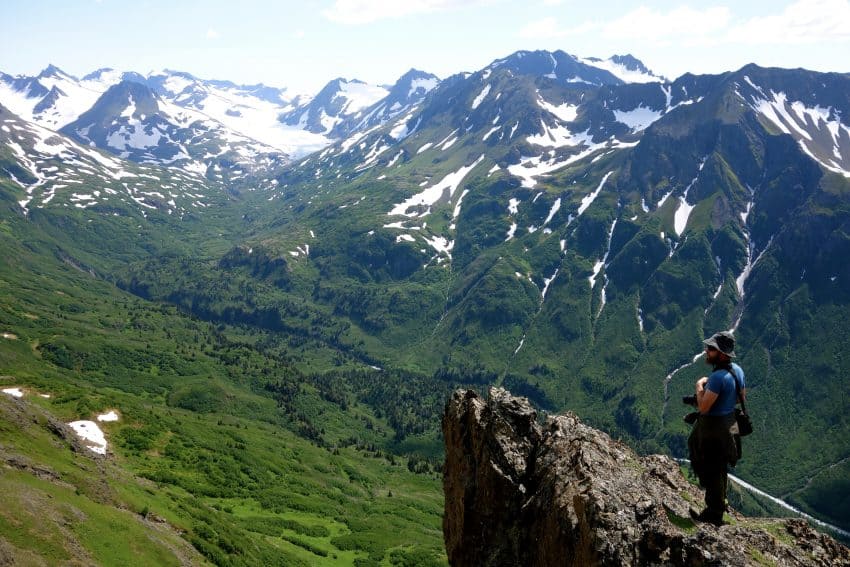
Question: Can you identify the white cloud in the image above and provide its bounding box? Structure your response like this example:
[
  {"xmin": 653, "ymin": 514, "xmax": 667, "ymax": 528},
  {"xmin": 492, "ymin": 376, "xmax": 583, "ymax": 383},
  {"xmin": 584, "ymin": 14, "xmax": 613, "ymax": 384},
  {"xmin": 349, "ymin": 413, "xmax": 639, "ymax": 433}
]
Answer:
[
  {"xmin": 293, "ymin": 30, "xmax": 306, "ymax": 39},
  {"xmin": 323, "ymin": 0, "xmax": 490, "ymax": 25},
  {"xmin": 522, "ymin": 6, "xmax": 731, "ymax": 44},
  {"xmin": 518, "ymin": 17, "xmax": 563, "ymax": 39},
  {"xmin": 206, "ymin": 28, "xmax": 221, "ymax": 40},
  {"xmin": 599, "ymin": 6, "xmax": 731, "ymax": 44},
  {"xmin": 727, "ymin": 0, "xmax": 850, "ymax": 44},
  {"xmin": 519, "ymin": 16, "xmax": 598, "ymax": 39},
  {"xmin": 534, "ymin": 2, "xmax": 850, "ymax": 48}
]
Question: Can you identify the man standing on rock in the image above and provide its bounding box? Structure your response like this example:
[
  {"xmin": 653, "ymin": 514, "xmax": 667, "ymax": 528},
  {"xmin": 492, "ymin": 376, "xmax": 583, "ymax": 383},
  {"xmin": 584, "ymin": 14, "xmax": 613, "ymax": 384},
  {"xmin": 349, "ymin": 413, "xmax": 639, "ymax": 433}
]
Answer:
[{"xmin": 688, "ymin": 330, "xmax": 746, "ymax": 526}]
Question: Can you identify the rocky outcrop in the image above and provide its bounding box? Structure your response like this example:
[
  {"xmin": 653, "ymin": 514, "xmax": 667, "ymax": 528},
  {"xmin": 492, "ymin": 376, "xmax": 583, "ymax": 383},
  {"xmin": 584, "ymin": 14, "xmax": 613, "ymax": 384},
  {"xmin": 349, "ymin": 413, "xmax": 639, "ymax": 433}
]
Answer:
[{"xmin": 443, "ymin": 388, "xmax": 850, "ymax": 566}]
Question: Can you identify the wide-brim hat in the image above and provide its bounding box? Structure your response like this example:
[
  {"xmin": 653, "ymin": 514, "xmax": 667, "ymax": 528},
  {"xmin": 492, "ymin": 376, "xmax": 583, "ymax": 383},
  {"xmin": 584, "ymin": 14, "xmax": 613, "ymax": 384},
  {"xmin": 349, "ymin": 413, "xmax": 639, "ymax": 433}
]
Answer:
[{"xmin": 704, "ymin": 331, "xmax": 736, "ymax": 358}]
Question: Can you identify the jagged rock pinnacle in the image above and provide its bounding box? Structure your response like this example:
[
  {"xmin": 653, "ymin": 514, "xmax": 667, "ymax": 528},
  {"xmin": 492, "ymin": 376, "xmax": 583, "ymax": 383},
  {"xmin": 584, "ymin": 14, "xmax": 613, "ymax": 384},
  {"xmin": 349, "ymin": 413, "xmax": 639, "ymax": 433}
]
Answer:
[{"xmin": 442, "ymin": 387, "xmax": 849, "ymax": 566}]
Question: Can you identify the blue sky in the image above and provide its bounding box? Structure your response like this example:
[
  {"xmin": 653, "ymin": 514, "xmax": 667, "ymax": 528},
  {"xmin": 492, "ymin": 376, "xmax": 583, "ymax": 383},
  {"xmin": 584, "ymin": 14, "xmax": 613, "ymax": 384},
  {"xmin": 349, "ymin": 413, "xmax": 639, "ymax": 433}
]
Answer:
[{"xmin": 2, "ymin": 0, "xmax": 848, "ymax": 94}]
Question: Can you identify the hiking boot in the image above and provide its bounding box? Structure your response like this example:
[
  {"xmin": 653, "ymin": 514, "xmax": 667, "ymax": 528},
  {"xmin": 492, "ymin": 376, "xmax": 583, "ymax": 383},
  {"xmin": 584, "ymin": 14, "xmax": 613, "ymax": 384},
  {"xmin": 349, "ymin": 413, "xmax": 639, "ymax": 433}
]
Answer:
[{"xmin": 689, "ymin": 508, "xmax": 725, "ymax": 526}]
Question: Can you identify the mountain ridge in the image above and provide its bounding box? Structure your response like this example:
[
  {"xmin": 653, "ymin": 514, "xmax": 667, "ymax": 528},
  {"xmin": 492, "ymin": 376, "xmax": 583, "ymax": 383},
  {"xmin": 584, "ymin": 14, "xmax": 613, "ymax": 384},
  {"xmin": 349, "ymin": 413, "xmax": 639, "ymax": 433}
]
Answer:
[{"xmin": 2, "ymin": 50, "xmax": 850, "ymax": 559}]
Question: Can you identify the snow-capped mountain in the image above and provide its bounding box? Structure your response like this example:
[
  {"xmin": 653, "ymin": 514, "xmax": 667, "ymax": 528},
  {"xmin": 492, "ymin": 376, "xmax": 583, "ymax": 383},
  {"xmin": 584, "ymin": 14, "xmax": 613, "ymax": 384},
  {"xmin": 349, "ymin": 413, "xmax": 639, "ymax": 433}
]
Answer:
[
  {"xmin": 0, "ymin": 102, "xmax": 225, "ymax": 217},
  {"xmin": 281, "ymin": 53, "xmax": 671, "ymax": 196},
  {"xmin": 734, "ymin": 65, "xmax": 850, "ymax": 177},
  {"xmin": 145, "ymin": 69, "xmax": 296, "ymax": 106},
  {"xmin": 275, "ymin": 55, "xmax": 850, "ymax": 289},
  {"xmin": 330, "ymin": 69, "xmax": 440, "ymax": 138},
  {"xmin": 141, "ymin": 69, "xmax": 330, "ymax": 157},
  {"xmin": 0, "ymin": 65, "xmax": 132, "ymax": 130},
  {"xmin": 486, "ymin": 50, "xmax": 626, "ymax": 86},
  {"xmin": 59, "ymin": 80, "xmax": 286, "ymax": 182},
  {"xmin": 278, "ymin": 77, "xmax": 390, "ymax": 136},
  {"xmin": 0, "ymin": 66, "xmax": 332, "ymax": 162},
  {"xmin": 579, "ymin": 54, "xmax": 666, "ymax": 84}
]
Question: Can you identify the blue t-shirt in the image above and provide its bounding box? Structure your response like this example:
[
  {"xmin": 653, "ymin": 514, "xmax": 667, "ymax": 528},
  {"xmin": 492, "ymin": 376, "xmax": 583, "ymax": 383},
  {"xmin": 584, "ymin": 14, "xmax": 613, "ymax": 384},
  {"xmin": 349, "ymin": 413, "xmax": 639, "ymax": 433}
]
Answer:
[{"xmin": 704, "ymin": 363, "xmax": 745, "ymax": 416}]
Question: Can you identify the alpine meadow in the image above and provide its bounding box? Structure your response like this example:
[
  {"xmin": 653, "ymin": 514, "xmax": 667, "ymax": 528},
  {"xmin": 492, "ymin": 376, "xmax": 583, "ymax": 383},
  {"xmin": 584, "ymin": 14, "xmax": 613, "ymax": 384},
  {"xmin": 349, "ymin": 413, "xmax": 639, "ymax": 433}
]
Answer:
[{"xmin": 2, "ymin": 36, "xmax": 850, "ymax": 565}]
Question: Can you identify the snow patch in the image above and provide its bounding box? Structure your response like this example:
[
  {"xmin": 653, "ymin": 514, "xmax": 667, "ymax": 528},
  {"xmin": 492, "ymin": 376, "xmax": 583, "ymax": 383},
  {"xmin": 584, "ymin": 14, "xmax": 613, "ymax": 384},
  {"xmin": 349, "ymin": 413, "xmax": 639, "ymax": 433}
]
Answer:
[
  {"xmin": 453, "ymin": 189, "xmax": 470, "ymax": 220},
  {"xmin": 97, "ymin": 410, "xmax": 120, "ymax": 422},
  {"xmin": 409, "ymin": 77, "xmax": 438, "ymax": 97},
  {"xmin": 581, "ymin": 57, "xmax": 662, "ymax": 84},
  {"xmin": 471, "ymin": 84, "xmax": 491, "ymax": 110},
  {"xmin": 541, "ymin": 268, "xmax": 559, "ymax": 300},
  {"xmin": 440, "ymin": 136, "xmax": 458, "ymax": 150},
  {"xmin": 752, "ymin": 90, "xmax": 850, "ymax": 177},
  {"xmin": 342, "ymin": 81, "xmax": 389, "ymax": 111},
  {"xmin": 482, "ymin": 125, "xmax": 501, "ymax": 141},
  {"xmin": 526, "ymin": 120, "xmax": 591, "ymax": 149},
  {"xmin": 68, "ymin": 420, "xmax": 108, "ymax": 455},
  {"xmin": 673, "ymin": 157, "xmax": 707, "ymax": 236},
  {"xmin": 389, "ymin": 112, "xmax": 419, "ymax": 141},
  {"xmin": 425, "ymin": 235, "xmax": 453, "ymax": 257},
  {"xmin": 588, "ymin": 260, "xmax": 605, "ymax": 289},
  {"xmin": 536, "ymin": 96, "xmax": 578, "ymax": 123},
  {"xmin": 388, "ymin": 155, "xmax": 485, "ymax": 217},
  {"xmin": 543, "ymin": 197, "xmax": 561, "ymax": 225},
  {"xmin": 736, "ymin": 236, "xmax": 774, "ymax": 300},
  {"xmin": 2, "ymin": 387, "xmax": 24, "ymax": 398},
  {"xmin": 591, "ymin": 217, "xmax": 618, "ymax": 319},
  {"xmin": 508, "ymin": 198, "xmax": 520, "ymax": 215},
  {"xmin": 577, "ymin": 171, "xmax": 614, "ymax": 217},
  {"xmin": 613, "ymin": 105, "xmax": 663, "ymax": 132},
  {"xmin": 387, "ymin": 150, "xmax": 404, "ymax": 167}
]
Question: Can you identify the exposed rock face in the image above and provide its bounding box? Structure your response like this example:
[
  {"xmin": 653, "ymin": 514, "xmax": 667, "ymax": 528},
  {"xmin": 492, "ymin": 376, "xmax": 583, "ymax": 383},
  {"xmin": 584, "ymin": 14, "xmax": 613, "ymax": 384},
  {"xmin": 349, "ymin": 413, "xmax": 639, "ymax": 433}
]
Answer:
[{"xmin": 443, "ymin": 388, "xmax": 850, "ymax": 566}]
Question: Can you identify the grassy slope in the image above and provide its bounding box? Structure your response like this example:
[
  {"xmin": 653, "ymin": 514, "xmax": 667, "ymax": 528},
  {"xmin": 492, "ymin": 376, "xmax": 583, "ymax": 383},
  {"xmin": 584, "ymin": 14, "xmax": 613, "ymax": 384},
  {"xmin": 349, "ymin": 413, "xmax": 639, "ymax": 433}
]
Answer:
[{"xmin": 0, "ymin": 186, "xmax": 446, "ymax": 565}]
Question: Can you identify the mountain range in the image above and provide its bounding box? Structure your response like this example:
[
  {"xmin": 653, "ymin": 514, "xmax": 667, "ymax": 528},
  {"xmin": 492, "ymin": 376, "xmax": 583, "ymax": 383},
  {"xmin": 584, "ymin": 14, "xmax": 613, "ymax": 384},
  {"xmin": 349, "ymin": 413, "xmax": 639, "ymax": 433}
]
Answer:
[{"xmin": 1, "ymin": 49, "xmax": 849, "ymax": 564}]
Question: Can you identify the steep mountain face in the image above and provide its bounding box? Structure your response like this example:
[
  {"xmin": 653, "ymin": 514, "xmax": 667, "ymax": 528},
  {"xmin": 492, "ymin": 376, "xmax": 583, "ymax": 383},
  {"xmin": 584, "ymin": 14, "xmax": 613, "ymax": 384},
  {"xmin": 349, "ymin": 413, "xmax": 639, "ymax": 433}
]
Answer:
[
  {"xmin": 0, "ymin": 65, "xmax": 330, "ymax": 166},
  {"xmin": 234, "ymin": 58, "xmax": 850, "ymax": 532},
  {"xmin": 60, "ymin": 80, "xmax": 286, "ymax": 182},
  {"xmin": 278, "ymin": 77, "xmax": 389, "ymax": 136},
  {"xmin": 330, "ymin": 69, "xmax": 440, "ymax": 138},
  {"xmin": 0, "ymin": 65, "xmax": 120, "ymax": 130},
  {"xmin": 1, "ymin": 102, "xmax": 225, "ymax": 218},
  {"xmin": 443, "ymin": 388, "xmax": 850, "ymax": 566},
  {"xmin": 142, "ymin": 69, "xmax": 329, "ymax": 157},
  {"xmin": 487, "ymin": 49, "xmax": 626, "ymax": 86},
  {"xmin": 580, "ymin": 53, "xmax": 666, "ymax": 83},
  {"xmin": 145, "ymin": 69, "xmax": 291, "ymax": 104}
]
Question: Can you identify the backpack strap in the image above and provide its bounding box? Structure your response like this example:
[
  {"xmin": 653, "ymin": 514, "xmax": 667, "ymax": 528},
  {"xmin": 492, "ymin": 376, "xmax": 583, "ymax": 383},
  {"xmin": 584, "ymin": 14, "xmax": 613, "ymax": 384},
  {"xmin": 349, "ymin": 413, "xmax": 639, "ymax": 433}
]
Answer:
[{"xmin": 719, "ymin": 364, "xmax": 747, "ymax": 413}]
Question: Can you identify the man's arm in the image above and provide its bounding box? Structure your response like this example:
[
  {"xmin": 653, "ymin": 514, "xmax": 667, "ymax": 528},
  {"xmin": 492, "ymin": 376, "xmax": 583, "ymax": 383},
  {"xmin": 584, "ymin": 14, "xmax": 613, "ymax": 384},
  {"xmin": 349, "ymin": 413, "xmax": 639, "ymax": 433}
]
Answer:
[{"xmin": 696, "ymin": 376, "xmax": 718, "ymax": 414}]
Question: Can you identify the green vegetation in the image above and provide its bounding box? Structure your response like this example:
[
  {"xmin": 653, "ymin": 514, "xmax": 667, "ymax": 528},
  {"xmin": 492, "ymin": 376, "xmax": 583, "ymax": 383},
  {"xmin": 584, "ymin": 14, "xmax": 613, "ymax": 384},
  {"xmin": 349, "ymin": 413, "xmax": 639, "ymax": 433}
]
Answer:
[
  {"xmin": 3, "ymin": 62, "xmax": 850, "ymax": 563},
  {"xmin": 0, "ymin": 198, "xmax": 447, "ymax": 565},
  {"xmin": 663, "ymin": 508, "xmax": 697, "ymax": 533}
]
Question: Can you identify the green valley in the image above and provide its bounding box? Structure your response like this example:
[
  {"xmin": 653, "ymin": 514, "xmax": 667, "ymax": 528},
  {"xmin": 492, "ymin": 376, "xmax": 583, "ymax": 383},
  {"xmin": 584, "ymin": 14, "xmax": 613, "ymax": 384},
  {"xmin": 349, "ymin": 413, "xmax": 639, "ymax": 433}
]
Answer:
[{"xmin": 2, "ymin": 48, "xmax": 850, "ymax": 564}]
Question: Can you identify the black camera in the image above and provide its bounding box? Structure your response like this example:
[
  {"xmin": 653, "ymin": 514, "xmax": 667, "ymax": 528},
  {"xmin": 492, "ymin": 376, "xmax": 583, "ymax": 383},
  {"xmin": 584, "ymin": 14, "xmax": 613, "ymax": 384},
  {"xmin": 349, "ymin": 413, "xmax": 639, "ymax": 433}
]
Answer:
[{"xmin": 682, "ymin": 395, "xmax": 699, "ymax": 424}]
